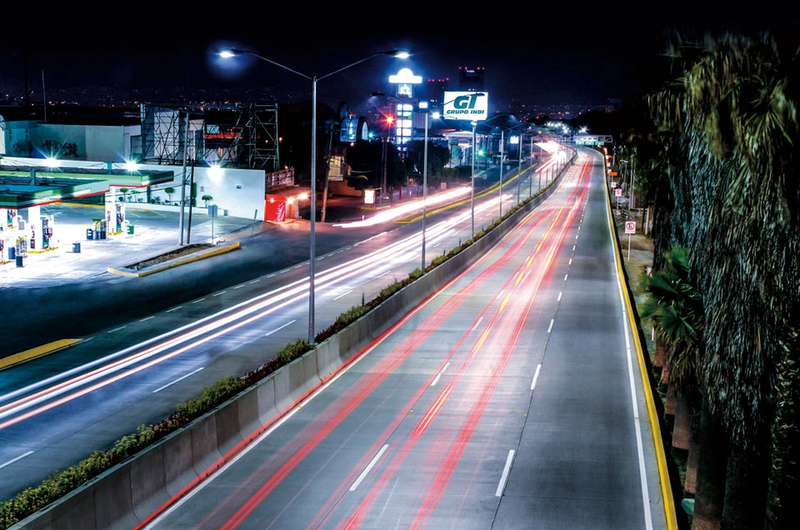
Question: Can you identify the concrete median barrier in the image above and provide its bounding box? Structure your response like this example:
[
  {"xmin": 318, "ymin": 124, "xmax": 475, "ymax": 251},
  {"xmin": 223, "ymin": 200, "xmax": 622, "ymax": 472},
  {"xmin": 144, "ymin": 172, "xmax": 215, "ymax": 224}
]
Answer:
[
  {"xmin": 130, "ymin": 443, "xmax": 171, "ymax": 525},
  {"xmin": 316, "ymin": 335, "xmax": 342, "ymax": 381}
]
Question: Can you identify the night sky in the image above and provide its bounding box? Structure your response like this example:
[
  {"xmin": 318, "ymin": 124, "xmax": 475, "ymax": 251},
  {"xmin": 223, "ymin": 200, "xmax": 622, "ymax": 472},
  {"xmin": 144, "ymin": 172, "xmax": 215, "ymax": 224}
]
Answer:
[{"xmin": 1, "ymin": 19, "xmax": 796, "ymax": 113}]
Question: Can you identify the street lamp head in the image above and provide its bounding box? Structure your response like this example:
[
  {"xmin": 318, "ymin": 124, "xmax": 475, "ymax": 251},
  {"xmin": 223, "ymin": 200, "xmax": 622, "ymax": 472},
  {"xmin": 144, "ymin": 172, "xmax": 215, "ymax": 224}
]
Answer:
[
  {"xmin": 218, "ymin": 48, "xmax": 246, "ymax": 59},
  {"xmin": 390, "ymin": 49, "xmax": 410, "ymax": 59}
]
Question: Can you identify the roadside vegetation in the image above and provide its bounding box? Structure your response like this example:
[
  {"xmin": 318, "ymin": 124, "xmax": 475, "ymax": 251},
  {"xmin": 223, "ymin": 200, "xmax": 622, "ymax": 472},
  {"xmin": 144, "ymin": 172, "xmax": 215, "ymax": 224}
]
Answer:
[{"xmin": 613, "ymin": 29, "xmax": 799, "ymax": 530}]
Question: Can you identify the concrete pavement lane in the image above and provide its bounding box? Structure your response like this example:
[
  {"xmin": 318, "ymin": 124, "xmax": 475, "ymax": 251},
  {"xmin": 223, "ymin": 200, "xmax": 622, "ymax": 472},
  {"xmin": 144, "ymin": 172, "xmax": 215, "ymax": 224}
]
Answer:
[{"xmin": 145, "ymin": 150, "xmax": 669, "ymax": 530}]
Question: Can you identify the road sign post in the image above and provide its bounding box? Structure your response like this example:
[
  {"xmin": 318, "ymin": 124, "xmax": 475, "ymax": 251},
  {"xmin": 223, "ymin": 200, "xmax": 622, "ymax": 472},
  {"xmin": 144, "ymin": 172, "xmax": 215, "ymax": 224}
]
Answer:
[{"xmin": 625, "ymin": 221, "xmax": 636, "ymax": 259}]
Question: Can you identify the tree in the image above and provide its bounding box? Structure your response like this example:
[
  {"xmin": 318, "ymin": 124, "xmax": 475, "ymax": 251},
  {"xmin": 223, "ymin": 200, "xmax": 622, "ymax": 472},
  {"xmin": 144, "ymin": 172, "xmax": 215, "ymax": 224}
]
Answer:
[
  {"xmin": 642, "ymin": 28, "xmax": 800, "ymax": 529},
  {"xmin": 165, "ymin": 187, "xmax": 175, "ymax": 203},
  {"xmin": 405, "ymin": 140, "xmax": 453, "ymax": 188},
  {"xmin": 201, "ymin": 194, "xmax": 213, "ymax": 207}
]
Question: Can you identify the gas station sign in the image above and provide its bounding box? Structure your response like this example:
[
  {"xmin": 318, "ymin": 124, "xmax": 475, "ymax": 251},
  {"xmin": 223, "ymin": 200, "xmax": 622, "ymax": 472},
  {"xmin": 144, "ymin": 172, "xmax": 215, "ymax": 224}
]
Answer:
[{"xmin": 442, "ymin": 91, "xmax": 489, "ymax": 121}]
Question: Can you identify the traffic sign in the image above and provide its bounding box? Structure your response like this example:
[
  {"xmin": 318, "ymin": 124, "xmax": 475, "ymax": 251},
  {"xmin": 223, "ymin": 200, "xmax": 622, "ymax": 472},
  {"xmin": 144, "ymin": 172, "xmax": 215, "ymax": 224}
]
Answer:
[{"xmin": 625, "ymin": 221, "xmax": 636, "ymax": 234}]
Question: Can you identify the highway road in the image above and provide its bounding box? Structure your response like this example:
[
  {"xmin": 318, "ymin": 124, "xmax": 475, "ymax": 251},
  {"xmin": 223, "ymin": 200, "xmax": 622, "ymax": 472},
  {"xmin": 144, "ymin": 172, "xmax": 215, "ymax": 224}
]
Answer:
[
  {"xmin": 0, "ymin": 154, "xmax": 566, "ymax": 505},
  {"xmin": 140, "ymin": 148, "xmax": 667, "ymax": 529}
]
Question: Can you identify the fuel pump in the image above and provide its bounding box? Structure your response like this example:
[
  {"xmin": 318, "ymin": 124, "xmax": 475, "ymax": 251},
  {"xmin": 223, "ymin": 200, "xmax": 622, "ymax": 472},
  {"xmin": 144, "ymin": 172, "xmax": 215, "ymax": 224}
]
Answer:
[
  {"xmin": 115, "ymin": 203, "xmax": 125, "ymax": 234},
  {"xmin": 16, "ymin": 235, "xmax": 27, "ymax": 257},
  {"xmin": 40, "ymin": 216, "xmax": 54, "ymax": 249}
]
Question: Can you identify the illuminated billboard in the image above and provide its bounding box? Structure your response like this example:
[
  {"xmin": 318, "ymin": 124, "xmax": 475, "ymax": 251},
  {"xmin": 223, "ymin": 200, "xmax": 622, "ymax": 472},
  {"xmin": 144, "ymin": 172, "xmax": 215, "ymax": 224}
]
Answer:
[{"xmin": 442, "ymin": 91, "xmax": 489, "ymax": 121}]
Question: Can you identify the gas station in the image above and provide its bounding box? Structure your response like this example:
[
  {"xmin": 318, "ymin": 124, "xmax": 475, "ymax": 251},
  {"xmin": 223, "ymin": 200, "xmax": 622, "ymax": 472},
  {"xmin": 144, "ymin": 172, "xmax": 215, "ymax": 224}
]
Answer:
[{"xmin": 0, "ymin": 165, "xmax": 174, "ymax": 266}]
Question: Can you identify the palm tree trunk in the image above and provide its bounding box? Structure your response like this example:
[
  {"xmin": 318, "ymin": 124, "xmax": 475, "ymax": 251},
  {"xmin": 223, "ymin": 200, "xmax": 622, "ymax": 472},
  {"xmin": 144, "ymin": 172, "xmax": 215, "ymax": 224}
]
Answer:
[
  {"xmin": 685, "ymin": 410, "xmax": 700, "ymax": 494},
  {"xmin": 673, "ymin": 395, "xmax": 691, "ymax": 450},
  {"xmin": 654, "ymin": 334, "xmax": 667, "ymax": 368},
  {"xmin": 692, "ymin": 395, "xmax": 727, "ymax": 530},
  {"xmin": 765, "ymin": 338, "xmax": 800, "ymax": 530},
  {"xmin": 722, "ymin": 440, "xmax": 768, "ymax": 529}
]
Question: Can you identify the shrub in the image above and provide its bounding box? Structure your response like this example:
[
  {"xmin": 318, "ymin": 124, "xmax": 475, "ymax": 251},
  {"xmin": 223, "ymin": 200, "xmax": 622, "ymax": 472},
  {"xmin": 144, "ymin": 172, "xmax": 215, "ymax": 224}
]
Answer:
[{"xmin": 275, "ymin": 338, "xmax": 311, "ymax": 364}]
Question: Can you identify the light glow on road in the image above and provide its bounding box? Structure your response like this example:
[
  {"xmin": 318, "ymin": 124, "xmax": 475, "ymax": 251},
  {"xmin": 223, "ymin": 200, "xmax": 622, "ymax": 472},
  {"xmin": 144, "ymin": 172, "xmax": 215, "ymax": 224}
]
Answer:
[
  {"xmin": 333, "ymin": 186, "xmax": 472, "ymax": 227},
  {"xmin": 0, "ymin": 192, "xmax": 512, "ymax": 431}
]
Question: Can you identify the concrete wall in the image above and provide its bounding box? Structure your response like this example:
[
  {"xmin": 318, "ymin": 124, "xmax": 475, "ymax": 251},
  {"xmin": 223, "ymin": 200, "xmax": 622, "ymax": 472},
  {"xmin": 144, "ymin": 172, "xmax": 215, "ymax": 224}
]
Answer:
[
  {"xmin": 0, "ymin": 120, "xmax": 37, "ymax": 157},
  {"xmin": 9, "ymin": 177, "xmax": 561, "ymax": 530}
]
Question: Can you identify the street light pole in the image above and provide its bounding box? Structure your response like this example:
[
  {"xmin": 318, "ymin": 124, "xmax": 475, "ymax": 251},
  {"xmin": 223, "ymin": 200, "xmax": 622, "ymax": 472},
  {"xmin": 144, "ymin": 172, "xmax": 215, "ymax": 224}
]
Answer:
[
  {"xmin": 517, "ymin": 131, "xmax": 522, "ymax": 205},
  {"xmin": 421, "ymin": 111, "xmax": 429, "ymax": 270},
  {"xmin": 530, "ymin": 137, "xmax": 534, "ymax": 198},
  {"xmin": 499, "ymin": 129, "xmax": 504, "ymax": 218},
  {"xmin": 220, "ymin": 47, "xmax": 408, "ymax": 344},
  {"xmin": 471, "ymin": 121, "xmax": 477, "ymax": 238}
]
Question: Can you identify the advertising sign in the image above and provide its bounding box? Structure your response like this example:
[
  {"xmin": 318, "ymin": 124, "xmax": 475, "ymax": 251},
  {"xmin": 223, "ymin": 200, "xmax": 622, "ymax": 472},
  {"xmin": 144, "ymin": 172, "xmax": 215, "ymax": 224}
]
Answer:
[{"xmin": 442, "ymin": 91, "xmax": 489, "ymax": 121}]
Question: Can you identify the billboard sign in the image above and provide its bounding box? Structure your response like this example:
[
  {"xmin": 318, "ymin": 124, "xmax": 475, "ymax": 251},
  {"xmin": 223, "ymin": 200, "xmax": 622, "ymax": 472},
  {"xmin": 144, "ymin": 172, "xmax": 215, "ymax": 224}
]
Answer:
[{"xmin": 442, "ymin": 91, "xmax": 489, "ymax": 121}]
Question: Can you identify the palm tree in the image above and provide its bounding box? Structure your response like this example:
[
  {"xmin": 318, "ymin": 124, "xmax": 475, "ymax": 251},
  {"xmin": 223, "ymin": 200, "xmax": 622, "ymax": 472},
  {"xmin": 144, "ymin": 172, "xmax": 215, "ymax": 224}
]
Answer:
[
  {"xmin": 640, "ymin": 245, "xmax": 705, "ymax": 501},
  {"xmin": 643, "ymin": 29, "xmax": 799, "ymax": 529}
]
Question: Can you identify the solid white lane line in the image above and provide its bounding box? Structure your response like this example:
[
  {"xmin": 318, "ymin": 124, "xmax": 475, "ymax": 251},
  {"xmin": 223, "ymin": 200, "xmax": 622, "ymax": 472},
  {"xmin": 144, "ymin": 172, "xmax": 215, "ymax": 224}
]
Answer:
[
  {"xmin": 350, "ymin": 444, "xmax": 389, "ymax": 491},
  {"xmin": 530, "ymin": 364, "xmax": 542, "ymax": 391},
  {"xmin": 264, "ymin": 320, "xmax": 296, "ymax": 337},
  {"xmin": 496, "ymin": 449, "xmax": 516, "ymax": 497},
  {"xmin": 334, "ymin": 289, "xmax": 354, "ymax": 301},
  {"xmin": 0, "ymin": 451, "xmax": 33, "ymax": 470},
  {"xmin": 431, "ymin": 363, "xmax": 450, "ymax": 387},
  {"xmin": 153, "ymin": 367, "xmax": 204, "ymax": 393}
]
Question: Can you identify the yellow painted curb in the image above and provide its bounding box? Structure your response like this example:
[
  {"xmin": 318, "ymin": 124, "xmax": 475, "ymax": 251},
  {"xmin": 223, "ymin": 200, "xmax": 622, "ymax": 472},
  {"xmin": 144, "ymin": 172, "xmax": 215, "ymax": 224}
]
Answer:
[
  {"xmin": 0, "ymin": 339, "xmax": 82, "ymax": 370},
  {"xmin": 604, "ymin": 157, "xmax": 679, "ymax": 529}
]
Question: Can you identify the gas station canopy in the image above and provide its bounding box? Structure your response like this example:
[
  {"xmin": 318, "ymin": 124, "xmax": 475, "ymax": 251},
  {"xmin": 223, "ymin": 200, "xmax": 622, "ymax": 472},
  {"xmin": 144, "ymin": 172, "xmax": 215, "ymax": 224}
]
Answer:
[{"xmin": 0, "ymin": 166, "xmax": 175, "ymax": 209}]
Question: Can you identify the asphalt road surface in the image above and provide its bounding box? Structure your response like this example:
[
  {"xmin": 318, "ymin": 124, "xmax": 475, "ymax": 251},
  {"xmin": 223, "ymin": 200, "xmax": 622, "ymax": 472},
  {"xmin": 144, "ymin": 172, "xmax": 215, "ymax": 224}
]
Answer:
[
  {"xmin": 0, "ymin": 160, "xmax": 548, "ymax": 504},
  {"xmin": 142, "ymin": 150, "xmax": 668, "ymax": 529}
]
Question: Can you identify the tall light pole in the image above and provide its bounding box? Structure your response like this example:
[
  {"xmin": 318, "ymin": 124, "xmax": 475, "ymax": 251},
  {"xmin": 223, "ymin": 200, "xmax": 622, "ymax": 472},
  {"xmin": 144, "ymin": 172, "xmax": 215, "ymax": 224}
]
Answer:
[
  {"xmin": 498, "ymin": 129, "xmax": 504, "ymax": 218},
  {"xmin": 471, "ymin": 121, "xmax": 477, "ymax": 238},
  {"xmin": 421, "ymin": 107, "xmax": 429, "ymax": 270},
  {"xmin": 220, "ymin": 47, "xmax": 409, "ymax": 344},
  {"xmin": 516, "ymin": 129, "xmax": 523, "ymax": 205}
]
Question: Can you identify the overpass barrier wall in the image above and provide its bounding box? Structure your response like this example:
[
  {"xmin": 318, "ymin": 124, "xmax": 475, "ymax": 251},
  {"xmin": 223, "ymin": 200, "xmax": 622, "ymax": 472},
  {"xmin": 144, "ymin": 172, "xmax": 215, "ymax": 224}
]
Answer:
[{"xmin": 11, "ymin": 169, "xmax": 564, "ymax": 530}]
